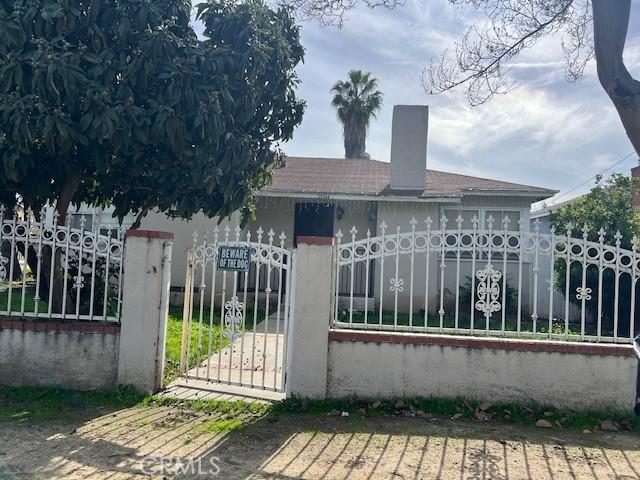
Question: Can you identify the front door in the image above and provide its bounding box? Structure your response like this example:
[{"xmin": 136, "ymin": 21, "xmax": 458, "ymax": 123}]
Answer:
[{"xmin": 293, "ymin": 203, "xmax": 335, "ymax": 246}]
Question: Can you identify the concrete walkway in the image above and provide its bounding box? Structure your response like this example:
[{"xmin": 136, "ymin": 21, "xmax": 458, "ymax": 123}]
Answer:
[{"xmin": 166, "ymin": 310, "xmax": 287, "ymax": 400}]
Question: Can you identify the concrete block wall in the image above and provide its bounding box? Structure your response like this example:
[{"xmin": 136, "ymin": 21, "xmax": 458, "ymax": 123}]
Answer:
[
  {"xmin": 0, "ymin": 320, "xmax": 120, "ymax": 390},
  {"xmin": 287, "ymin": 237, "xmax": 639, "ymax": 411},
  {"xmin": 327, "ymin": 331, "xmax": 638, "ymax": 411},
  {"xmin": 0, "ymin": 229, "xmax": 173, "ymax": 393}
]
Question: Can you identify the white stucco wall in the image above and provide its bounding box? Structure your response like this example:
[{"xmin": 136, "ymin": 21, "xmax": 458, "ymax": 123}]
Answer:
[
  {"xmin": 140, "ymin": 198, "xmax": 376, "ymax": 288},
  {"xmin": 140, "ymin": 194, "xmax": 541, "ymax": 302},
  {"xmin": 0, "ymin": 328, "xmax": 119, "ymax": 390},
  {"xmin": 140, "ymin": 211, "xmax": 240, "ymax": 288},
  {"xmin": 327, "ymin": 337, "xmax": 638, "ymax": 410}
]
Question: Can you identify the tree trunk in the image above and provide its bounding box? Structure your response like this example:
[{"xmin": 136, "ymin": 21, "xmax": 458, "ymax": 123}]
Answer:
[
  {"xmin": 344, "ymin": 119, "xmax": 367, "ymax": 158},
  {"xmin": 592, "ymin": 0, "xmax": 640, "ymax": 156},
  {"xmin": 1, "ymin": 240, "xmax": 22, "ymax": 281},
  {"xmin": 44, "ymin": 173, "xmax": 82, "ymax": 314}
]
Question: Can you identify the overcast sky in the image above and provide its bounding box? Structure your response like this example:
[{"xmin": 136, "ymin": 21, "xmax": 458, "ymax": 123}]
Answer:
[{"xmin": 278, "ymin": 0, "xmax": 640, "ymax": 209}]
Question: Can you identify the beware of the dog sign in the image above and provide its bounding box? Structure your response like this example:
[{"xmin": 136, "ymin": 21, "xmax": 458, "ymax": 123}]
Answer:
[{"xmin": 217, "ymin": 246, "xmax": 250, "ymax": 272}]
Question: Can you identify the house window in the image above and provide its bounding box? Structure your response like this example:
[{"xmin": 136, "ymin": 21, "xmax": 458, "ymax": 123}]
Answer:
[
  {"xmin": 487, "ymin": 210, "xmax": 521, "ymax": 231},
  {"xmin": 443, "ymin": 209, "xmax": 479, "ymax": 230},
  {"xmin": 442, "ymin": 208, "xmax": 523, "ymax": 231}
]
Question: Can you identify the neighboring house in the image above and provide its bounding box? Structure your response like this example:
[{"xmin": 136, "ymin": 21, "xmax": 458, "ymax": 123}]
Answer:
[
  {"xmin": 530, "ymin": 195, "xmax": 583, "ymax": 234},
  {"xmin": 139, "ymin": 105, "xmax": 557, "ymax": 313},
  {"xmin": 529, "ymin": 195, "xmax": 585, "ymax": 320},
  {"xmin": 42, "ymin": 203, "xmax": 133, "ymax": 239}
]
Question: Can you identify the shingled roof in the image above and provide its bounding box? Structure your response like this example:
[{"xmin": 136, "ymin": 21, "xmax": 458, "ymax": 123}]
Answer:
[{"xmin": 260, "ymin": 156, "xmax": 556, "ymax": 200}]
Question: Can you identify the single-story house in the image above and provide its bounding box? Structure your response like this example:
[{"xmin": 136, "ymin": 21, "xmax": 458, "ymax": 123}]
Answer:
[{"xmin": 138, "ymin": 105, "xmax": 558, "ymax": 314}]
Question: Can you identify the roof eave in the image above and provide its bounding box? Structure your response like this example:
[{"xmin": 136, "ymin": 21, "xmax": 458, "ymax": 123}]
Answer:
[
  {"xmin": 459, "ymin": 189, "xmax": 559, "ymax": 199},
  {"xmin": 256, "ymin": 190, "xmax": 463, "ymax": 203}
]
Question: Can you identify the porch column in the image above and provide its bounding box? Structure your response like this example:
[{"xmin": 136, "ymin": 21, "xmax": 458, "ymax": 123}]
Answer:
[{"xmin": 287, "ymin": 236, "xmax": 334, "ymax": 398}]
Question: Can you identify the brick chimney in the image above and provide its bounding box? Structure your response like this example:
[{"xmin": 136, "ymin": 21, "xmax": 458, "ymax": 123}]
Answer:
[{"xmin": 632, "ymin": 162, "xmax": 640, "ymax": 211}]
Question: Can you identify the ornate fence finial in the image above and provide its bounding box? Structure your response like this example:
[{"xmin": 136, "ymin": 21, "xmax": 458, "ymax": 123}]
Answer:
[
  {"xmin": 486, "ymin": 214, "xmax": 495, "ymax": 230},
  {"xmin": 502, "ymin": 215, "xmax": 510, "ymax": 230},
  {"xmin": 379, "ymin": 221, "xmax": 387, "ymax": 234},
  {"xmin": 581, "ymin": 223, "xmax": 589, "ymax": 239},
  {"xmin": 0, "ymin": 204, "xmax": 5, "ymax": 221},
  {"xmin": 440, "ymin": 215, "xmax": 448, "ymax": 230},
  {"xmin": 192, "ymin": 230, "xmax": 199, "ymax": 247},
  {"xmin": 256, "ymin": 226, "xmax": 264, "ymax": 242},
  {"xmin": 267, "ymin": 228, "xmax": 275, "ymax": 244},
  {"xmin": 223, "ymin": 224, "xmax": 231, "ymax": 242},
  {"xmin": 598, "ymin": 227, "xmax": 606, "ymax": 242},
  {"xmin": 455, "ymin": 214, "xmax": 464, "ymax": 230},
  {"xmin": 410, "ymin": 217, "xmax": 417, "ymax": 231},
  {"xmin": 615, "ymin": 230, "xmax": 623, "ymax": 246},
  {"xmin": 471, "ymin": 214, "xmax": 479, "ymax": 230},
  {"xmin": 234, "ymin": 224, "xmax": 241, "ymax": 242},
  {"xmin": 336, "ymin": 229, "xmax": 343, "ymax": 242},
  {"xmin": 350, "ymin": 226, "xmax": 358, "ymax": 240},
  {"xmin": 425, "ymin": 216, "xmax": 433, "ymax": 229},
  {"xmin": 565, "ymin": 221, "xmax": 574, "ymax": 234},
  {"xmin": 279, "ymin": 231, "xmax": 286, "ymax": 247},
  {"xmin": 212, "ymin": 225, "xmax": 220, "ymax": 243}
]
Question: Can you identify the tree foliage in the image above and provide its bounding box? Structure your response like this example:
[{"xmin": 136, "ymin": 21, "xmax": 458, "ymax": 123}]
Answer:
[
  {"xmin": 427, "ymin": 1, "xmax": 640, "ymax": 158},
  {"xmin": 552, "ymin": 174, "xmax": 640, "ymax": 248},
  {"xmin": 330, "ymin": 69, "xmax": 383, "ymax": 159},
  {"xmin": 0, "ymin": 0, "xmax": 305, "ymax": 223},
  {"xmin": 551, "ymin": 174, "xmax": 640, "ymax": 333}
]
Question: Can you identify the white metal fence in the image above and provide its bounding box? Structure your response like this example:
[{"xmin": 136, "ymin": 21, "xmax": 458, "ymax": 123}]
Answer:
[
  {"xmin": 0, "ymin": 206, "xmax": 124, "ymax": 322},
  {"xmin": 180, "ymin": 226, "xmax": 293, "ymax": 392},
  {"xmin": 334, "ymin": 216, "xmax": 640, "ymax": 344}
]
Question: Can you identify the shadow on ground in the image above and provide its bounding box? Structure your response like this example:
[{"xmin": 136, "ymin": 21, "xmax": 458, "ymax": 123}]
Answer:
[{"xmin": 1, "ymin": 404, "xmax": 640, "ymax": 479}]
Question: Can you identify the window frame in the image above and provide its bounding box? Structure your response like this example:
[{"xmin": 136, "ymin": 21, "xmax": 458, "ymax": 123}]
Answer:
[{"xmin": 441, "ymin": 206, "xmax": 527, "ymax": 231}]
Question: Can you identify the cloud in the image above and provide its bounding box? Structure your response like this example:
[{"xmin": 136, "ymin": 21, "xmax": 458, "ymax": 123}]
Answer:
[{"xmin": 283, "ymin": 0, "xmax": 640, "ymax": 195}]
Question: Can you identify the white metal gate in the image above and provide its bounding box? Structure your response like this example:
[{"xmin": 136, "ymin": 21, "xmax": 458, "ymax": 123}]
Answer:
[{"xmin": 179, "ymin": 225, "xmax": 293, "ymax": 393}]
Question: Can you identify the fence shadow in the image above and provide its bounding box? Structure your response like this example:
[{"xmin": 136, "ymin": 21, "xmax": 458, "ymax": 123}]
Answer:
[{"xmin": 3, "ymin": 406, "xmax": 640, "ymax": 479}]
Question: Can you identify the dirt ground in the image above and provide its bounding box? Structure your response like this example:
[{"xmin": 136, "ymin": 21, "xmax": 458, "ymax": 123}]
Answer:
[{"xmin": 1, "ymin": 404, "xmax": 640, "ymax": 479}]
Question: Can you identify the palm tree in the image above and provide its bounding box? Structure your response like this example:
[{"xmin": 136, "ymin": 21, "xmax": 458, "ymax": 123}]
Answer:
[{"xmin": 331, "ymin": 70, "xmax": 383, "ymax": 159}]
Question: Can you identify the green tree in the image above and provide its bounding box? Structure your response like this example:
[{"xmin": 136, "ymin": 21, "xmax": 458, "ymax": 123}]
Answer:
[
  {"xmin": 331, "ymin": 70, "xmax": 383, "ymax": 159},
  {"xmin": 0, "ymin": 0, "xmax": 305, "ymax": 224},
  {"xmin": 552, "ymin": 173, "xmax": 640, "ymax": 335}
]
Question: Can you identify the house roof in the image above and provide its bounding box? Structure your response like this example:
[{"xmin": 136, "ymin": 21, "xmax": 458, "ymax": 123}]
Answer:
[
  {"xmin": 530, "ymin": 194, "xmax": 582, "ymax": 219},
  {"xmin": 260, "ymin": 156, "xmax": 557, "ymax": 201}
]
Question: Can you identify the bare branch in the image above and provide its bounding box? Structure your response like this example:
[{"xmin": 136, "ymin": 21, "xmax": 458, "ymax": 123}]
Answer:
[
  {"xmin": 276, "ymin": 0, "xmax": 405, "ymax": 27},
  {"xmin": 426, "ymin": 0, "xmax": 584, "ymax": 105}
]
